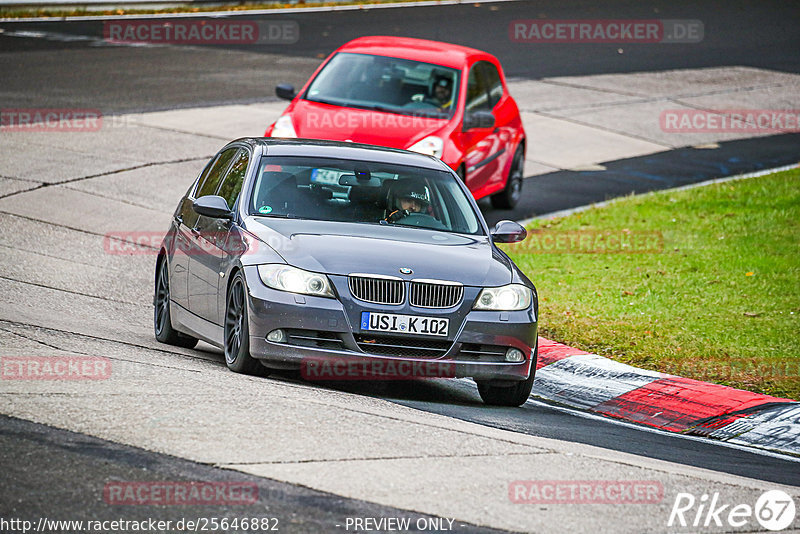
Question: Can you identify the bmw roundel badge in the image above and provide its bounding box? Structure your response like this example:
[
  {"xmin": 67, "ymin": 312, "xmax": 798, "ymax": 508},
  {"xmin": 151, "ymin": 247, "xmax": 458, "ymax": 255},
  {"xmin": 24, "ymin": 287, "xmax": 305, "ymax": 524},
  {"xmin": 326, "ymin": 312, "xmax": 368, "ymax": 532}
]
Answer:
[{"xmin": 399, "ymin": 267, "xmax": 413, "ymax": 275}]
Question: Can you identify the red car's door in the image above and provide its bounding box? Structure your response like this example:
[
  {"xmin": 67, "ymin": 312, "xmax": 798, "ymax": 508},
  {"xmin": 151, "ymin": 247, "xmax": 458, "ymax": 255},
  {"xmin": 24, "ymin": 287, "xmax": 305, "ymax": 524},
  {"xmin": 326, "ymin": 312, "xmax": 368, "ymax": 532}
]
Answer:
[
  {"xmin": 458, "ymin": 61, "xmax": 509, "ymax": 196},
  {"xmin": 480, "ymin": 61, "xmax": 517, "ymax": 192}
]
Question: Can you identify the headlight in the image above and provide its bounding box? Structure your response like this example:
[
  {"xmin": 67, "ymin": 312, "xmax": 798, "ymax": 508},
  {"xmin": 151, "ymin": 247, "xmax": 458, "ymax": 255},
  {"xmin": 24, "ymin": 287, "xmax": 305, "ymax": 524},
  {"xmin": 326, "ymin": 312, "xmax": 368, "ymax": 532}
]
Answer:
[
  {"xmin": 407, "ymin": 136, "xmax": 443, "ymax": 159},
  {"xmin": 271, "ymin": 115, "xmax": 297, "ymax": 138},
  {"xmin": 257, "ymin": 264, "xmax": 334, "ymax": 298},
  {"xmin": 473, "ymin": 284, "xmax": 532, "ymax": 311}
]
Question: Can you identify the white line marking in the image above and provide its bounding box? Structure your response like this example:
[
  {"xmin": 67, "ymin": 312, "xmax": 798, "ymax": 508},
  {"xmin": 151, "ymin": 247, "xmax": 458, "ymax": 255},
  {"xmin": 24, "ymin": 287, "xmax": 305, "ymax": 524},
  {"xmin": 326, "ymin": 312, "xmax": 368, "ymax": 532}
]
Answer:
[{"xmin": 1, "ymin": 28, "xmax": 157, "ymax": 46}]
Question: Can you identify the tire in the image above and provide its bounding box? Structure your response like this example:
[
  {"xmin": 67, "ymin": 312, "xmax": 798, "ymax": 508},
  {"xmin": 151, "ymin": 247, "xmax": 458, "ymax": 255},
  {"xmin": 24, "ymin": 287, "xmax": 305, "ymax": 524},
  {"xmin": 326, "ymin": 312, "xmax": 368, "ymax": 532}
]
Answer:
[
  {"xmin": 491, "ymin": 144, "xmax": 524, "ymax": 209},
  {"xmin": 154, "ymin": 258, "xmax": 198, "ymax": 349},
  {"xmin": 476, "ymin": 340, "xmax": 537, "ymax": 407},
  {"xmin": 224, "ymin": 272, "xmax": 267, "ymax": 375}
]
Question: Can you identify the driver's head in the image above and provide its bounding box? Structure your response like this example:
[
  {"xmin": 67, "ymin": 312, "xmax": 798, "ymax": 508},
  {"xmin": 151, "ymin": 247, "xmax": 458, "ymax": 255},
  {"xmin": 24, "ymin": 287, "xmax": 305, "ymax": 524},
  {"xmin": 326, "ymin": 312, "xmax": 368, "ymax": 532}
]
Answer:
[
  {"xmin": 433, "ymin": 76, "xmax": 452, "ymax": 103},
  {"xmin": 393, "ymin": 181, "xmax": 431, "ymax": 213}
]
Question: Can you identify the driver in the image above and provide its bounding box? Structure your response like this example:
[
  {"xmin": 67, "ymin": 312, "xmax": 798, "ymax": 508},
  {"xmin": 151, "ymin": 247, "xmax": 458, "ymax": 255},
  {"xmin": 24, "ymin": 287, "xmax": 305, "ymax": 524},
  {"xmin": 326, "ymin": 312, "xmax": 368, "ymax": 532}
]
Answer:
[
  {"xmin": 428, "ymin": 76, "xmax": 453, "ymax": 110},
  {"xmin": 384, "ymin": 181, "xmax": 432, "ymax": 223}
]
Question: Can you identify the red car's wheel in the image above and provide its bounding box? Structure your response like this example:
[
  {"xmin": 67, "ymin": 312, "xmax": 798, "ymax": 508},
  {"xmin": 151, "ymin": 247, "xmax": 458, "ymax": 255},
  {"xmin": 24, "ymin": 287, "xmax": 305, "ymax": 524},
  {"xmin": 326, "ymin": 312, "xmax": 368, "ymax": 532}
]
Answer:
[{"xmin": 491, "ymin": 144, "xmax": 524, "ymax": 209}]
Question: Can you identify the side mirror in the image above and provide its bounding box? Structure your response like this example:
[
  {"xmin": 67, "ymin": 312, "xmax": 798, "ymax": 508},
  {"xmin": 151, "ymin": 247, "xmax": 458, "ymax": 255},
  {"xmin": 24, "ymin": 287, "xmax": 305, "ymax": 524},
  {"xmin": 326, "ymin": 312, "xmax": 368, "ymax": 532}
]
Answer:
[
  {"xmin": 491, "ymin": 220, "xmax": 527, "ymax": 243},
  {"xmin": 463, "ymin": 110, "xmax": 495, "ymax": 131},
  {"xmin": 193, "ymin": 195, "xmax": 233, "ymax": 220},
  {"xmin": 275, "ymin": 83, "xmax": 297, "ymax": 101}
]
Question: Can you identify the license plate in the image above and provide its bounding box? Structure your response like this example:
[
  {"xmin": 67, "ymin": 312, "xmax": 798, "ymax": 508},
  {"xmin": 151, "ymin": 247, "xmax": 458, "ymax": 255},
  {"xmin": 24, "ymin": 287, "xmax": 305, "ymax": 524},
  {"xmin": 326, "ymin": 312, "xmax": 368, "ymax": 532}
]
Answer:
[{"xmin": 360, "ymin": 312, "xmax": 448, "ymax": 337}]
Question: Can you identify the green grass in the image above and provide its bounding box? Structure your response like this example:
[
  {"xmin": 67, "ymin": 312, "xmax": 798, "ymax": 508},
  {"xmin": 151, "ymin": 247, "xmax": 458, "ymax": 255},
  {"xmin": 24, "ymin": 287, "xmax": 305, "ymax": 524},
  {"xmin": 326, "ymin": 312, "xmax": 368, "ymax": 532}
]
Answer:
[{"xmin": 501, "ymin": 168, "xmax": 800, "ymax": 400}]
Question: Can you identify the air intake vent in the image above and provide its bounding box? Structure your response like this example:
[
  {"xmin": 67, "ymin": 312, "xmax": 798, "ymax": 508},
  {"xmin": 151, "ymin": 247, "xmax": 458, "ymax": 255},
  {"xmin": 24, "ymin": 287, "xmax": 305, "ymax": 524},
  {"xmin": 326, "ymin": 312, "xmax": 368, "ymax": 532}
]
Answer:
[
  {"xmin": 348, "ymin": 274, "xmax": 404, "ymax": 305},
  {"xmin": 355, "ymin": 335, "xmax": 451, "ymax": 358},
  {"xmin": 410, "ymin": 280, "xmax": 463, "ymax": 308}
]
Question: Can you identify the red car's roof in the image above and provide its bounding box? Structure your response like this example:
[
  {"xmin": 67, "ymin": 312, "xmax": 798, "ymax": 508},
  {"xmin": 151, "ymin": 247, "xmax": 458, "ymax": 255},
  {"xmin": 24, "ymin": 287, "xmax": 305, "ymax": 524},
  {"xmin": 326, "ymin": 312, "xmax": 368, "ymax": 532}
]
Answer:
[{"xmin": 336, "ymin": 36, "xmax": 494, "ymax": 69}]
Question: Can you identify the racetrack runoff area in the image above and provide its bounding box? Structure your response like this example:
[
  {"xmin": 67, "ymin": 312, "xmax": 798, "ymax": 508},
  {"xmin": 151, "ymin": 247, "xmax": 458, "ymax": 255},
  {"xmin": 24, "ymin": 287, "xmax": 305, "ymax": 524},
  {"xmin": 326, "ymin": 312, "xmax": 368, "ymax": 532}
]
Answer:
[{"xmin": 0, "ymin": 65, "xmax": 799, "ymax": 532}]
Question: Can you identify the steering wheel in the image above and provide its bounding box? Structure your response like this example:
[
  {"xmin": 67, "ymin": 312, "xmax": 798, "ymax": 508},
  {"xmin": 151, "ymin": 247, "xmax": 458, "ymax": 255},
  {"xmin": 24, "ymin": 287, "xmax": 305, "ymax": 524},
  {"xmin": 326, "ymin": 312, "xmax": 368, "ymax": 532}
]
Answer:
[{"xmin": 403, "ymin": 100, "xmax": 439, "ymax": 110}]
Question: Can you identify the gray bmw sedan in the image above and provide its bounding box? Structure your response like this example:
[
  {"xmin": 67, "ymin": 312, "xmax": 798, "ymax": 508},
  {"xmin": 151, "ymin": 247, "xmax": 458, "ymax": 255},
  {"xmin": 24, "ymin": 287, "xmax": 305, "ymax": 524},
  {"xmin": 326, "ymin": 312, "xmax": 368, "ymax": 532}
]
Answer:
[{"xmin": 154, "ymin": 138, "xmax": 538, "ymax": 406}]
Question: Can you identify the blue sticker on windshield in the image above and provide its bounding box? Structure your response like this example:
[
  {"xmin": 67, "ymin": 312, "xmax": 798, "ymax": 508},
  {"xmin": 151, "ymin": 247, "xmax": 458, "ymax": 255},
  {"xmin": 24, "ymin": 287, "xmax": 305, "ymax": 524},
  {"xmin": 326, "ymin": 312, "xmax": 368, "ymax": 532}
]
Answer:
[{"xmin": 259, "ymin": 206, "xmax": 273, "ymax": 214}]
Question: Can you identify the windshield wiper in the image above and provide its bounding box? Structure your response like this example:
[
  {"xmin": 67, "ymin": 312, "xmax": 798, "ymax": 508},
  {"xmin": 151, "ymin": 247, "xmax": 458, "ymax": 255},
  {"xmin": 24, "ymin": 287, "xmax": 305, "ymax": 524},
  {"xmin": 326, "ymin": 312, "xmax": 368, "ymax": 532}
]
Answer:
[
  {"xmin": 254, "ymin": 213, "xmax": 297, "ymax": 219},
  {"xmin": 305, "ymin": 96, "xmax": 345, "ymax": 107},
  {"xmin": 360, "ymin": 103, "xmax": 399, "ymax": 113}
]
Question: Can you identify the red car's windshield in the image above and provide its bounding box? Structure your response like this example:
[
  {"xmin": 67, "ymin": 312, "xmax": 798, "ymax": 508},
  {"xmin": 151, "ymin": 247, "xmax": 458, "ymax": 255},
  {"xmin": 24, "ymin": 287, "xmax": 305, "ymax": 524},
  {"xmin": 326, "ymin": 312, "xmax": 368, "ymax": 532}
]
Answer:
[{"xmin": 303, "ymin": 52, "xmax": 460, "ymax": 119}]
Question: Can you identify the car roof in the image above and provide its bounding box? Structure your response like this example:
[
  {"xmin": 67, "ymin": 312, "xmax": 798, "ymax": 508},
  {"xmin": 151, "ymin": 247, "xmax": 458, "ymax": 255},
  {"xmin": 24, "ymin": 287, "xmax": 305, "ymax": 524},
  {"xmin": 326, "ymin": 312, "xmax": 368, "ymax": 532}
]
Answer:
[
  {"xmin": 238, "ymin": 138, "xmax": 451, "ymax": 171},
  {"xmin": 336, "ymin": 36, "xmax": 495, "ymax": 69}
]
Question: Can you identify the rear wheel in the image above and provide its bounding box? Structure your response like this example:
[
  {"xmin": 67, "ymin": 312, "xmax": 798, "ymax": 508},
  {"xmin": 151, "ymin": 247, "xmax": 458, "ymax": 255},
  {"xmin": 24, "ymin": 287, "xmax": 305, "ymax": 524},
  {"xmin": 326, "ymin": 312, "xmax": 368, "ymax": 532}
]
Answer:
[
  {"xmin": 224, "ymin": 272, "xmax": 267, "ymax": 375},
  {"xmin": 491, "ymin": 144, "xmax": 524, "ymax": 209},
  {"xmin": 154, "ymin": 258, "xmax": 198, "ymax": 349},
  {"xmin": 476, "ymin": 341, "xmax": 537, "ymax": 407}
]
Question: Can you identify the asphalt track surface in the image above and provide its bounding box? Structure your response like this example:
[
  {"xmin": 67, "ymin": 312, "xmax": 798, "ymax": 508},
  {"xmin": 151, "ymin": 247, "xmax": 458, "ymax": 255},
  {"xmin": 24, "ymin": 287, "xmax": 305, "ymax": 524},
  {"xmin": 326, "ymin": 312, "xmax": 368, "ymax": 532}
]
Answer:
[
  {"xmin": 296, "ymin": 375, "xmax": 800, "ymax": 487},
  {"xmin": 0, "ymin": 414, "xmax": 506, "ymax": 533},
  {"xmin": 1, "ymin": 0, "xmax": 799, "ymax": 113},
  {"xmin": 1, "ymin": 0, "xmax": 800, "ymax": 529}
]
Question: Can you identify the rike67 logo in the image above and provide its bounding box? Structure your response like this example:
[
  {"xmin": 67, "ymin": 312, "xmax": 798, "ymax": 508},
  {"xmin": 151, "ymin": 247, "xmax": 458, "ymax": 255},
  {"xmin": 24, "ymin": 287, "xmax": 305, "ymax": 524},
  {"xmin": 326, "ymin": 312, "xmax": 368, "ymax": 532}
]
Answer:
[{"xmin": 668, "ymin": 490, "xmax": 796, "ymax": 531}]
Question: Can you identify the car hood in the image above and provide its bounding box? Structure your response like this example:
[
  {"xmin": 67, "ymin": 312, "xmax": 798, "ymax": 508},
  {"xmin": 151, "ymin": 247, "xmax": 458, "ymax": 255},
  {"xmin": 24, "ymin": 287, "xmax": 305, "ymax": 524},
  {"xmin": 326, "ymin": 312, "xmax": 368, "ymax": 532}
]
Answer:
[
  {"xmin": 244, "ymin": 217, "xmax": 512, "ymax": 287},
  {"xmin": 289, "ymin": 99, "xmax": 447, "ymax": 148}
]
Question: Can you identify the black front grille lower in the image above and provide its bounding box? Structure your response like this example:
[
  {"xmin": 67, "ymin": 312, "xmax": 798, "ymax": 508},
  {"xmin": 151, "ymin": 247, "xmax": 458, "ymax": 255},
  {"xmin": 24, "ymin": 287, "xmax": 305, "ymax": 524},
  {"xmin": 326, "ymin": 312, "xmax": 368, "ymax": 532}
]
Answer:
[
  {"xmin": 458, "ymin": 343, "xmax": 508, "ymax": 362},
  {"xmin": 281, "ymin": 330, "xmax": 510, "ymax": 363},
  {"xmin": 285, "ymin": 329, "xmax": 345, "ymax": 350},
  {"xmin": 355, "ymin": 335, "xmax": 452, "ymax": 358}
]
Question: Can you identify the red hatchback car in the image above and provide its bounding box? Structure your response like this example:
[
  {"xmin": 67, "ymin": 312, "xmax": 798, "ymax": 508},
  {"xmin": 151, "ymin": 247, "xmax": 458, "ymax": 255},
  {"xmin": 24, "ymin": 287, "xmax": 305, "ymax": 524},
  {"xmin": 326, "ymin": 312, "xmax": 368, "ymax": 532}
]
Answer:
[{"xmin": 265, "ymin": 36, "xmax": 526, "ymax": 208}]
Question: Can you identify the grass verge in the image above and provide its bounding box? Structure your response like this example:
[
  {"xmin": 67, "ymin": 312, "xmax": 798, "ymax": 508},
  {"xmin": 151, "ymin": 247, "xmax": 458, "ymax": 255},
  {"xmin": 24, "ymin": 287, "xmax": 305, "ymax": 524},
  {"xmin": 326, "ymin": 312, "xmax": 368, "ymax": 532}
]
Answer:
[{"xmin": 501, "ymin": 167, "xmax": 800, "ymax": 400}]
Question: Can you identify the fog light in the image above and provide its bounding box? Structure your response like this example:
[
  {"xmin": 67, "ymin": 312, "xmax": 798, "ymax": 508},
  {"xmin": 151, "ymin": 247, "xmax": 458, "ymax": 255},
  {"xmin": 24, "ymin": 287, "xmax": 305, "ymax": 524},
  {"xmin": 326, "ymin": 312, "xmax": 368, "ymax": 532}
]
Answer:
[
  {"xmin": 267, "ymin": 329, "xmax": 286, "ymax": 343},
  {"xmin": 505, "ymin": 348, "xmax": 525, "ymax": 362}
]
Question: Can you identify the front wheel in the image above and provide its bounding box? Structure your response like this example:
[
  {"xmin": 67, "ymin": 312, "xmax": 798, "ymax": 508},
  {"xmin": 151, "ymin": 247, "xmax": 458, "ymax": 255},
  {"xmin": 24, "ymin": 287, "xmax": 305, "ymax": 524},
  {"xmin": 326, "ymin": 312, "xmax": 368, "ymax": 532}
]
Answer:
[
  {"xmin": 224, "ymin": 272, "xmax": 267, "ymax": 375},
  {"xmin": 476, "ymin": 341, "xmax": 537, "ymax": 407},
  {"xmin": 491, "ymin": 145, "xmax": 524, "ymax": 209},
  {"xmin": 154, "ymin": 258, "xmax": 198, "ymax": 349}
]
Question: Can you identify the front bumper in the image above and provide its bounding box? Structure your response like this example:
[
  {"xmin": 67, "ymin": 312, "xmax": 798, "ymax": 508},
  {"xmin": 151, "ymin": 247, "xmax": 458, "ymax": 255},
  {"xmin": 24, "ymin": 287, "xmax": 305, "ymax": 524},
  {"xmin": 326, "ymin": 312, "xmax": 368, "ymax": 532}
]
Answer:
[{"xmin": 243, "ymin": 266, "xmax": 537, "ymax": 382}]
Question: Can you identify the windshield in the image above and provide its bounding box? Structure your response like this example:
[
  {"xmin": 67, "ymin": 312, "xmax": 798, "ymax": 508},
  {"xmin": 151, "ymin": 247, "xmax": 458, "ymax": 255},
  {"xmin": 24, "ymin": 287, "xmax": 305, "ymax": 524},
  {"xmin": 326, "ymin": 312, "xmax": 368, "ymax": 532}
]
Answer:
[
  {"xmin": 304, "ymin": 52, "xmax": 460, "ymax": 119},
  {"xmin": 249, "ymin": 156, "xmax": 482, "ymax": 235}
]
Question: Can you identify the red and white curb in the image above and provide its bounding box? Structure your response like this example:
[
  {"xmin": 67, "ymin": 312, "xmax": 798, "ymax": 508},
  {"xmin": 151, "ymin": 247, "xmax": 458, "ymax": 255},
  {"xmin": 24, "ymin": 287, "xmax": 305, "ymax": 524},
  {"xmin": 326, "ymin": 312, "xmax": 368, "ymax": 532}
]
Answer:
[{"xmin": 531, "ymin": 337, "xmax": 800, "ymax": 457}]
